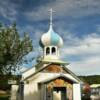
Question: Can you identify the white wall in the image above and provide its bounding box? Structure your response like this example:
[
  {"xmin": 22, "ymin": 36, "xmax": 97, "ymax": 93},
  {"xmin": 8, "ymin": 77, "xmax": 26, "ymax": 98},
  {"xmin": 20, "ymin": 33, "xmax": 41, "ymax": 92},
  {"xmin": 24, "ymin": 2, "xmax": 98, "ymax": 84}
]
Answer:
[
  {"xmin": 23, "ymin": 73, "xmax": 81, "ymax": 100},
  {"xmin": 24, "ymin": 83, "xmax": 40, "ymax": 100},
  {"xmin": 73, "ymin": 84, "xmax": 81, "ymax": 100},
  {"xmin": 22, "ymin": 67, "xmax": 35, "ymax": 79},
  {"xmin": 11, "ymin": 85, "xmax": 19, "ymax": 100}
]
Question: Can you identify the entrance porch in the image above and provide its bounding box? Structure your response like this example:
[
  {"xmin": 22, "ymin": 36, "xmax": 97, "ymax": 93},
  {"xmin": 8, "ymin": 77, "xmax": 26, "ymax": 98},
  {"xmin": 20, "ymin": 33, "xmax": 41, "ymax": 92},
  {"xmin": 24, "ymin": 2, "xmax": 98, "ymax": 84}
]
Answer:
[{"xmin": 39, "ymin": 75, "xmax": 81, "ymax": 100}]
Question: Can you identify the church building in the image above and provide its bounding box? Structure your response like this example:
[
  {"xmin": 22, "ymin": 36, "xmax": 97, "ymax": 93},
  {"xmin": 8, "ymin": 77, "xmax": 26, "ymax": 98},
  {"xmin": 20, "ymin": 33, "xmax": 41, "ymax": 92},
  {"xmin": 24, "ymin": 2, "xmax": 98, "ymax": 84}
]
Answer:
[{"xmin": 11, "ymin": 9, "xmax": 82, "ymax": 100}]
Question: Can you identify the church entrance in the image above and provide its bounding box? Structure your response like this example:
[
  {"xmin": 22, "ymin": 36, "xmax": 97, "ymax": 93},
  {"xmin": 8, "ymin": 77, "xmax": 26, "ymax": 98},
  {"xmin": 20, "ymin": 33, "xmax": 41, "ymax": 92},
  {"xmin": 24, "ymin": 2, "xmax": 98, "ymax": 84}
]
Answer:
[
  {"xmin": 53, "ymin": 87, "xmax": 67, "ymax": 100},
  {"xmin": 40, "ymin": 76, "xmax": 73, "ymax": 100}
]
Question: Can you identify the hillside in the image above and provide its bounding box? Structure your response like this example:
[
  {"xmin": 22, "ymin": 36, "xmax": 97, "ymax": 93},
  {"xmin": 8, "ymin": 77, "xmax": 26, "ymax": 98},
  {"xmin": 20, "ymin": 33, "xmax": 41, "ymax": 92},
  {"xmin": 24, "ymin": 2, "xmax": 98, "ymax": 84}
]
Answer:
[{"xmin": 78, "ymin": 75, "xmax": 100, "ymax": 84}]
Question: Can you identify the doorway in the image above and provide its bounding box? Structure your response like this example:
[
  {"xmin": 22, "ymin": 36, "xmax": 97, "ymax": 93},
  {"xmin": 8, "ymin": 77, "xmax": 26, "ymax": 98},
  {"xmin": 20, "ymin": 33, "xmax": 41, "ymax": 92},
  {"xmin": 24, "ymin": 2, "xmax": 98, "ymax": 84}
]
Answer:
[{"xmin": 53, "ymin": 87, "xmax": 67, "ymax": 100}]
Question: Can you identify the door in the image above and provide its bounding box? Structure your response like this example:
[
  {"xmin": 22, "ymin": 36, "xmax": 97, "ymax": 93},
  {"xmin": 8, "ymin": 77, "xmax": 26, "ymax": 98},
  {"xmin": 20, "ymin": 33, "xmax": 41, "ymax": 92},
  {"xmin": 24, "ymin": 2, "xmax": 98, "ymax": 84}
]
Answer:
[{"xmin": 53, "ymin": 87, "xmax": 67, "ymax": 100}]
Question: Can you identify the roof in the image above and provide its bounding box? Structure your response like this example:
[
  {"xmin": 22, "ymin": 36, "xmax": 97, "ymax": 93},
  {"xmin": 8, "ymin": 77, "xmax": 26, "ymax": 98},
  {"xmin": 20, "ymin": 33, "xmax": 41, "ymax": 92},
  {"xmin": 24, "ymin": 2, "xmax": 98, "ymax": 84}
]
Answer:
[
  {"xmin": 38, "ymin": 74, "xmax": 78, "ymax": 84},
  {"xmin": 41, "ymin": 59, "xmax": 69, "ymax": 65},
  {"xmin": 90, "ymin": 84, "xmax": 100, "ymax": 88},
  {"xmin": 22, "ymin": 62, "xmax": 81, "ymax": 83},
  {"xmin": 62, "ymin": 65, "xmax": 82, "ymax": 82},
  {"xmin": 22, "ymin": 63, "xmax": 52, "ymax": 81}
]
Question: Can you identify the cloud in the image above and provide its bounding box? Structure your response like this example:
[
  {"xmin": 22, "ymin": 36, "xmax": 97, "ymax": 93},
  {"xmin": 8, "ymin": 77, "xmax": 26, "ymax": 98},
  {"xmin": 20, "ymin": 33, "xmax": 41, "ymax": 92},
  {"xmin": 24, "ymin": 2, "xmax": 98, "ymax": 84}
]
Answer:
[
  {"xmin": 22, "ymin": 0, "xmax": 100, "ymax": 37},
  {"xmin": 24, "ymin": 0, "xmax": 100, "ymax": 22},
  {"xmin": 62, "ymin": 41, "xmax": 100, "ymax": 56},
  {"xmin": 61, "ymin": 33, "xmax": 100, "ymax": 56},
  {"xmin": 61, "ymin": 33, "xmax": 100, "ymax": 75},
  {"xmin": 69, "ymin": 56, "xmax": 100, "ymax": 75},
  {"xmin": 0, "ymin": 0, "xmax": 100, "ymax": 75},
  {"xmin": 0, "ymin": 0, "xmax": 19, "ymax": 21}
]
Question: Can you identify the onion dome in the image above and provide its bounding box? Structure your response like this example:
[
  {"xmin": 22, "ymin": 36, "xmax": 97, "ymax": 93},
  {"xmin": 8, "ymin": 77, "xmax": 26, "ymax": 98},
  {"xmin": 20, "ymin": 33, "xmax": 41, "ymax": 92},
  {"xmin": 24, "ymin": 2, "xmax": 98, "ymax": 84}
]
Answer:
[{"xmin": 41, "ymin": 25, "xmax": 63, "ymax": 48}]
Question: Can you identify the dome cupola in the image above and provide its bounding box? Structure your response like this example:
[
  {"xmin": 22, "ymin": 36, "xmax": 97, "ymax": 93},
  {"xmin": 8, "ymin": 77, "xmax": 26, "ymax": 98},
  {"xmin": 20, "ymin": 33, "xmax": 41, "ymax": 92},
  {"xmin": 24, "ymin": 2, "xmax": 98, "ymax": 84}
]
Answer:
[
  {"xmin": 41, "ymin": 24, "xmax": 63, "ymax": 48},
  {"xmin": 40, "ymin": 8, "xmax": 63, "ymax": 61}
]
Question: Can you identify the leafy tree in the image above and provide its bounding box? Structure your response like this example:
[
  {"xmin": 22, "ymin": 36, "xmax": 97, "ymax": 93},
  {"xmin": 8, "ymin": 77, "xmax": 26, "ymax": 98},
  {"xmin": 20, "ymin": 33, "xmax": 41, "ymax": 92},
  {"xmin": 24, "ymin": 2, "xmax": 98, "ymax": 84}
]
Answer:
[{"xmin": 0, "ymin": 23, "xmax": 33, "ymax": 75}]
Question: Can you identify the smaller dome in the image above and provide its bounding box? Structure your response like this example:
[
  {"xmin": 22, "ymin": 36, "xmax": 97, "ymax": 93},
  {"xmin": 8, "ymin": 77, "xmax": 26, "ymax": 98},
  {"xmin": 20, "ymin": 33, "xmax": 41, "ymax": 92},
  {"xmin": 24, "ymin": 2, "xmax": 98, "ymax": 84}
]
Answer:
[{"xmin": 41, "ymin": 25, "xmax": 63, "ymax": 48}]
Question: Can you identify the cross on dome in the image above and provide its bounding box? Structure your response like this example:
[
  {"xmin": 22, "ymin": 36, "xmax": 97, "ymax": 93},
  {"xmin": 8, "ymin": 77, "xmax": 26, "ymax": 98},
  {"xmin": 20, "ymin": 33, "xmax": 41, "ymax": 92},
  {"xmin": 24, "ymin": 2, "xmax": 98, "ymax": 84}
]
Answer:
[{"xmin": 48, "ymin": 8, "xmax": 55, "ymax": 26}]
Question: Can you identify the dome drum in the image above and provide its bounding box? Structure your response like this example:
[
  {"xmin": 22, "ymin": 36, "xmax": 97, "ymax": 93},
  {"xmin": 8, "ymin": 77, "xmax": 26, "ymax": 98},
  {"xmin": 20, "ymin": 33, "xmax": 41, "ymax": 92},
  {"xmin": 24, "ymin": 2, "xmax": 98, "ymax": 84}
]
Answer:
[{"xmin": 44, "ymin": 46, "xmax": 59, "ymax": 57}]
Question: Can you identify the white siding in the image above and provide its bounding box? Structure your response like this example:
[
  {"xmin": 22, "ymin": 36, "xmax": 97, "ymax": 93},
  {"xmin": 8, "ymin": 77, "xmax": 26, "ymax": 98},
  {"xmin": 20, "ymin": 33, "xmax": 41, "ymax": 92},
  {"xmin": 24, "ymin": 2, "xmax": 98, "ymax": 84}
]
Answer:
[
  {"xmin": 11, "ymin": 85, "xmax": 19, "ymax": 100},
  {"xmin": 24, "ymin": 83, "xmax": 40, "ymax": 100},
  {"xmin": 23, "ymin": 72, "xmax": 81, "ymax": 100},
  {"xmin": 73, "ymin": 84, "xmax": 81, "ymax": 100},
  {"xmin": 22, "ymin": 67, "xmax": 35, "ymax": 79}
]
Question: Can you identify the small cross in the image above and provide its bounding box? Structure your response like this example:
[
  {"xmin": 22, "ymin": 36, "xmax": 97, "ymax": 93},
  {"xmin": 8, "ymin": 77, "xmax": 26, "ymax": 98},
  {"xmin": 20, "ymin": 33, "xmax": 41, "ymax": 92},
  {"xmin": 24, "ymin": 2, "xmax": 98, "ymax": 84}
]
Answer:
[{"xmin": 48, "ymin": 8, "xmax": 55, "ymax": 25}]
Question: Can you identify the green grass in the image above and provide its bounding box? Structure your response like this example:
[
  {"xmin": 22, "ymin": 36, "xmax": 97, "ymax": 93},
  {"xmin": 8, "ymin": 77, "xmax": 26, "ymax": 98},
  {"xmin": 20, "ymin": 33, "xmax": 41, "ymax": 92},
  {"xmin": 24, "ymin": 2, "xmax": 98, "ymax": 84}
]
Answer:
[{"xmin": 0, "ymin": 95, "xmax": 9, "ymax": 100}]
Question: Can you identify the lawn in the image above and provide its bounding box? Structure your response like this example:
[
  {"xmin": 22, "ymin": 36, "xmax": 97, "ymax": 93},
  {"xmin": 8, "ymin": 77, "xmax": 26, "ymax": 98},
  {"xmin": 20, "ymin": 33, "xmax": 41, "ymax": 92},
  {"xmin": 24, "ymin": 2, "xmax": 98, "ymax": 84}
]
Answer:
[
  {"xmin": 0, "ymin": 94, "xmax": 10, "ymax": 100},
  {"xmin": 0, "ymin": 96, "xmax": 9, "ymax": 100}
]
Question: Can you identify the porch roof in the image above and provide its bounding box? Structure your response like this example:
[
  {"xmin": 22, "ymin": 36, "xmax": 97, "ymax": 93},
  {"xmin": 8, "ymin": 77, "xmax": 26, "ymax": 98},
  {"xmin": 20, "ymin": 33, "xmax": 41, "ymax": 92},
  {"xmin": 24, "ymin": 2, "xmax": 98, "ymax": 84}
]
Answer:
[{"xmin": 38, "ymin": 74, "xmax": 78, "ymax": 84}]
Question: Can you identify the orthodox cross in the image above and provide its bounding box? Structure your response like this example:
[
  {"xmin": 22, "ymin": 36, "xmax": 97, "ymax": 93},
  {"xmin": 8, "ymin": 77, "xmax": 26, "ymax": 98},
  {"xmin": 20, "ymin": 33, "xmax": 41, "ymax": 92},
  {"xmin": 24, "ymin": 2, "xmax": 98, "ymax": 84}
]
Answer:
[{"xmin": 48, "ymin": 8, "xmax": 55, "ymax": 25}]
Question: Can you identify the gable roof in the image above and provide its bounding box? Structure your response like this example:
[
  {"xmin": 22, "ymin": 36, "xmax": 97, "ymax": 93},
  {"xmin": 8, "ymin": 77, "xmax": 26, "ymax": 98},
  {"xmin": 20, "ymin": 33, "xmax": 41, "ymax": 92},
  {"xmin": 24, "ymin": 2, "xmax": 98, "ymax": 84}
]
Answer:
[
  {"xmin": 41, "ymin": 59, "xmax": 69, "ymax": 65},
  {"xmin": 62, "ymin": 65, "xmax": 82, "ymax": 82},
  {"xmin": 22, "ymin": 62, "xmax": 81, "ymax": 83},
  {"xmin": 38, "ymin": 74, "xmax": 78, "ymax": 84},
  {"xmin": 22, "ymin": 63, "xmax": 52, "ymax": 81}
]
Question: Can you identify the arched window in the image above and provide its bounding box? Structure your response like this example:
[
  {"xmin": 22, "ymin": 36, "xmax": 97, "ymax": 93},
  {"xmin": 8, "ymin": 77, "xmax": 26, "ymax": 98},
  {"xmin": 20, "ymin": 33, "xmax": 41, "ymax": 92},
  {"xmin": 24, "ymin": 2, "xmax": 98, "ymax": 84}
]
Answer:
[
  {"xmin": 46, "ymin": 47, "xmax": 50, "ymax": 55},
  {"xmin": 52, "ymin": 47, "xmax": 56, "ymax": 55}
]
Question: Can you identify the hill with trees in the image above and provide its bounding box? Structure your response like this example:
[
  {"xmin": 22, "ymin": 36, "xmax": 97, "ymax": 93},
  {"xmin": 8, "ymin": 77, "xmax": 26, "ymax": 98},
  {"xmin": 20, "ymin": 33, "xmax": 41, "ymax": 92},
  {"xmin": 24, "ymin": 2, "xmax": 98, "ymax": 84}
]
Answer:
[{"xmin": 78, "ymin": 75, "xmax": 100, "ymax": 84}]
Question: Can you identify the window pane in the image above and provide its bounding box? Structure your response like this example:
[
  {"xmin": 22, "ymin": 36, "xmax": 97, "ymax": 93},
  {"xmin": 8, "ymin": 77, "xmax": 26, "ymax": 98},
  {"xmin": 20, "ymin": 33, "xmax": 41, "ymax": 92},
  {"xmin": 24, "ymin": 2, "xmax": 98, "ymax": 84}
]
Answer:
[
  {"xmin": 52, "ymin": 47, "xmax": 56, "ymax": 55},
  {"xmin": 46, "ymin": 47, "xmax": 50, "ymax": 55}
]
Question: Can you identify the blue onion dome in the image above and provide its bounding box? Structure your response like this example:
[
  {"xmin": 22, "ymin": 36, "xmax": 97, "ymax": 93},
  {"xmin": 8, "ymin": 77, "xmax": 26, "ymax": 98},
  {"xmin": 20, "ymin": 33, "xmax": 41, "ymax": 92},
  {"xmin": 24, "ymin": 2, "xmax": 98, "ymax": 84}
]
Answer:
[{"xmin": 41, "ymin": 25, "xmax": 63, "ymax": 48}]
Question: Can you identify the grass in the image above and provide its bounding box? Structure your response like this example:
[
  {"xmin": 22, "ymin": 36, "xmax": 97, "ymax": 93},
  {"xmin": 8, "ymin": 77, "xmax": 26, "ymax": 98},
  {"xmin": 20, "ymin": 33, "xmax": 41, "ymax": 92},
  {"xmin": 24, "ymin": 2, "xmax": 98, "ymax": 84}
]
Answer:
[
  {"xmin": 0, "ymin": 97, "xmax": 9, "ymax": 100},
  {"xmin": 0, "ymin": 95, "xmax": 10, "ymax": 100}
]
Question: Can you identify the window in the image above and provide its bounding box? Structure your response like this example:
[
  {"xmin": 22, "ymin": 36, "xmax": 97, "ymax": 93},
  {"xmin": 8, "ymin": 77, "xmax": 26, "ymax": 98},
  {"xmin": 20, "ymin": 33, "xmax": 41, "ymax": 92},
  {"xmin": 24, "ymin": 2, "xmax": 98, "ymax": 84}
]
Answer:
[
  {"xmin": 46, "ymin": 47, "xmax": 50, "ymax": 55},
  {"xmin": 52, "ymin": 47, "xmax": 56, "ymax": 55}
]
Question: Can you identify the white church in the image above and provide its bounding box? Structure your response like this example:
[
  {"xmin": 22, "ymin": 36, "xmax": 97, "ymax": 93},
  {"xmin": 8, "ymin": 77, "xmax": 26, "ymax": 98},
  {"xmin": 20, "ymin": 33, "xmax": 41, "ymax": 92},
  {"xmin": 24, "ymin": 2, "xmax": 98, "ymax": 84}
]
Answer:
[{"xmin": 11, "ymin": 9, "xmax": 82, "ymax": 100}]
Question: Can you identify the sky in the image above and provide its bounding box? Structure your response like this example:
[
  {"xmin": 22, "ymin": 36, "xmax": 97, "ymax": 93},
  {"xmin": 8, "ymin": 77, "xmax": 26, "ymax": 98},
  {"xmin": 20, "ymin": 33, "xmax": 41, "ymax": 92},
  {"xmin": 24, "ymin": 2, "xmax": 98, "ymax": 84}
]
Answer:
[{"xmin": 0, "ymin": 0, "xmax": 100, "ymax": 75}]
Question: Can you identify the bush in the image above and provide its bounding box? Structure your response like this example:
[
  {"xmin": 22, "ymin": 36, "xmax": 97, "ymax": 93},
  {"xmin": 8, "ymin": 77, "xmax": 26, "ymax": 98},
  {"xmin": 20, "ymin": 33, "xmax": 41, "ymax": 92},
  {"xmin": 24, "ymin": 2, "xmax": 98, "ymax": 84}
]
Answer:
[
  {"xmin": 0, "ymin": 75, "xmax": 10, "ymax": 90},
  {"xmin": 0, "ymin": 75, "xmax": 21, "ymax": 90}
]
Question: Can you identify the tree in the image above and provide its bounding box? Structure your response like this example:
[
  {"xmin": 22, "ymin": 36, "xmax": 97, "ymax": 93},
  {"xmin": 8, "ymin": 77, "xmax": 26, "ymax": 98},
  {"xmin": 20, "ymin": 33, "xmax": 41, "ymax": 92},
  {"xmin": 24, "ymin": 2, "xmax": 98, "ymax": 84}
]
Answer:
[{"xmin": 0, "ymin": 23, "xmax": 33, "ymax": 75}]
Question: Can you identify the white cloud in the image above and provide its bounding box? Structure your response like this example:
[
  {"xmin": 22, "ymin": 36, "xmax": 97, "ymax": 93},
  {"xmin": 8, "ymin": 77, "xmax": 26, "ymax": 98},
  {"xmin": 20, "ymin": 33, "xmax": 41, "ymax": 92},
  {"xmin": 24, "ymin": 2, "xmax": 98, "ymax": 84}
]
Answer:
[
  {"xmin": 69, "ymin": 56, "xmax": 100, "ymax": 75},
  {"xmin": 61, "ymin": 33, "xmax": 100, "ymax": 75},
  {"xmin": 61, "ymin": 33, "xmax": 100, "ymax": 56},
  {"xmin": 62, "ymin": 42, "xmax": 100, "ymax": 56}
]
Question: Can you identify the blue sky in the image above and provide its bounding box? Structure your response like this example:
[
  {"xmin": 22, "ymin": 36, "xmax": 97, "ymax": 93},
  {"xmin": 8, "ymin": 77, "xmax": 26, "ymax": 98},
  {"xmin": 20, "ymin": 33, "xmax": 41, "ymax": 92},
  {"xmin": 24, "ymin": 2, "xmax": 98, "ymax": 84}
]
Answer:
[{"xmin": 0, "ymin": 0, "xmax": 100, "ymax": 75}]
